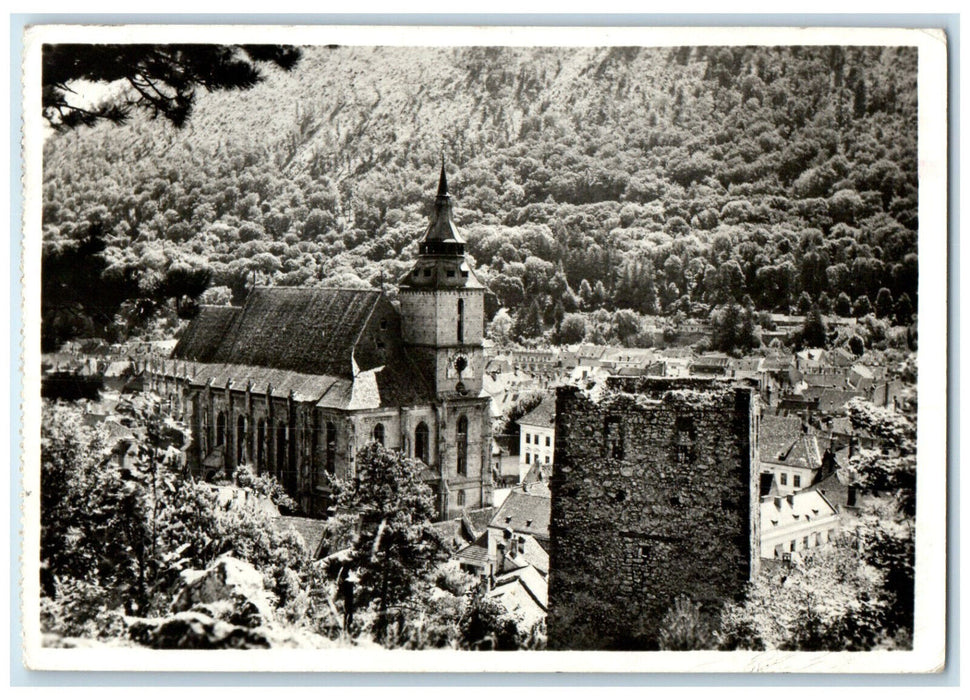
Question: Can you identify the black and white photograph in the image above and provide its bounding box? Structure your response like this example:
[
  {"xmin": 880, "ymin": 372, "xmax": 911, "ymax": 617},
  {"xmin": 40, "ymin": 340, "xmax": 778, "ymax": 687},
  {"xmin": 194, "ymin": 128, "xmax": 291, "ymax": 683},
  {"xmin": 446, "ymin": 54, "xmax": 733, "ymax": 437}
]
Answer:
[{"xmin": 18, "ymin": 24, "xmax": 948, "ymax": 673}]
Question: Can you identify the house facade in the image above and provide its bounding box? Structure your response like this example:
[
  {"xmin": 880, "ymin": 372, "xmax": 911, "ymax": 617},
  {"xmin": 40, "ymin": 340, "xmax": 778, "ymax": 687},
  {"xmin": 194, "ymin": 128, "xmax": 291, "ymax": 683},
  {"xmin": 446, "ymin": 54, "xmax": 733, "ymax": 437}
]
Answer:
[
  {"xmin": 760, "ymin": 490, "xmax": 840, "ymax": 559},
  {"xmin": 151, "ymin": 166, "xmax": 493, "ymax": 520},
  {"xmin": 518, "ymin": 394, "xmax": 556, "ymax": 477}
]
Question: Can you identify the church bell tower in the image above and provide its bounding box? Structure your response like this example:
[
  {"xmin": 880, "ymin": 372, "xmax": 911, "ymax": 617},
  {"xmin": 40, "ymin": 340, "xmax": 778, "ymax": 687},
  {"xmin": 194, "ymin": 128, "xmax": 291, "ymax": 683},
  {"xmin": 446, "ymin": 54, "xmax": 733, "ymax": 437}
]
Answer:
[{"xmin": 398, "ymin": 162, "xmax": 486, "ymax": 398}]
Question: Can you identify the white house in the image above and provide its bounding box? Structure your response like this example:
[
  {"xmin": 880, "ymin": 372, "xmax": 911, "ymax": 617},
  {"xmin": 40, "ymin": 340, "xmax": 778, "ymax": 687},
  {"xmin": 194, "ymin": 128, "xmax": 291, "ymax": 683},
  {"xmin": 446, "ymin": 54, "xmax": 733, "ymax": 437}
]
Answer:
[
  {"xmin": 517, "ymin": 394, "xmax": 556, "ymax": 478},
  {"xmin": 759, "ymin": 415, "xmax": 823, "ymax": 495},
  {"xmin": 760, "ymin": 490, "xmax": 840, "ymax": 559}
]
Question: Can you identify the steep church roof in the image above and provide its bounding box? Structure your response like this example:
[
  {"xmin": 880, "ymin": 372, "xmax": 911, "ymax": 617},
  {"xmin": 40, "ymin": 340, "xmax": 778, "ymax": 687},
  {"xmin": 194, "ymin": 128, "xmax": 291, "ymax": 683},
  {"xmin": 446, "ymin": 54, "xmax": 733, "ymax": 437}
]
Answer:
[
  {"xmin": 171, "ymin": 286, "xmax": 436, "ymax": 408},
  {"xmin": 173, "ymin": 305, "xmax": 240, "ymax": 363},
  {"xmin": 174, "ymin": 287, "xmax": 381, "ymax": 378}
]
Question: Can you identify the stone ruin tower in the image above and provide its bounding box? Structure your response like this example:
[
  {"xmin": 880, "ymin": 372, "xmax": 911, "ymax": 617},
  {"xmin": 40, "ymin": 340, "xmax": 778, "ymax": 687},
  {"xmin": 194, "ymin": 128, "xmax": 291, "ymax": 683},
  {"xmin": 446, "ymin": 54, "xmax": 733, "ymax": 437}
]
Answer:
[{"xmin": 547, "ymin": 377, "xmax": 761, "ymax": 650}]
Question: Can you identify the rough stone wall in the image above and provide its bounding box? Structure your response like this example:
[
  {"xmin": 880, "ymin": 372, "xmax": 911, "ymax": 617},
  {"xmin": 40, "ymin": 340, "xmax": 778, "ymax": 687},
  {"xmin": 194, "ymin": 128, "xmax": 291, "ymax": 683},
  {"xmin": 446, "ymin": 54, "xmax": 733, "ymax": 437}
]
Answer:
[
  {"xmin": 547, "ymin": 378, "xmax": 760, "ymax": 650},
  {"xmin": 398, "ymin": 288, "xmax": 484, "ymax": 347},
  {"xmin": 439, "ymin": 397, "xmax": 492, "ymax": 518}
]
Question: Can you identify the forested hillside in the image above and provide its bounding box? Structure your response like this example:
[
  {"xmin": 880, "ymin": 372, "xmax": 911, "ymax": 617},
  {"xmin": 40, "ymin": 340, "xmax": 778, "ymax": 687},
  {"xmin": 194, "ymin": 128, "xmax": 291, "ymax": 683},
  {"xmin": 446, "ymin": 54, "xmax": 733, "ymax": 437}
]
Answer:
[{"xmin": 41, "ymin": 45, "xmax": 918, "ymax": 350}]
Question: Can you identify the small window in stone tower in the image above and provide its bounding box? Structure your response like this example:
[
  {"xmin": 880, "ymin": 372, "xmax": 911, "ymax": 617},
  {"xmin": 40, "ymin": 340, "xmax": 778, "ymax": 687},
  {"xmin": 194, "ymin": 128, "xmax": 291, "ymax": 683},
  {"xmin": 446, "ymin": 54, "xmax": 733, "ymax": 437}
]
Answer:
[
  {"xmin": 674, "ymin": 416, "xmax": 695, "ymax": 464},
  {"xmin": 457, "ymin": 298, "xmax": 464, "ymax": 343},
  {"xmin": 604, "ymin": 416, "xmax": 624, "ymax": 460},
  {"xmin": 373, "ymin": 423, "xmax": 385, "ymax": 446},
  {"xmin": 446, "ymin": 269, "xmax": 456, "ymax": 278},
  {"xmin": 456, "ymin": 415, "xmax": 468, "ymax": 476}
]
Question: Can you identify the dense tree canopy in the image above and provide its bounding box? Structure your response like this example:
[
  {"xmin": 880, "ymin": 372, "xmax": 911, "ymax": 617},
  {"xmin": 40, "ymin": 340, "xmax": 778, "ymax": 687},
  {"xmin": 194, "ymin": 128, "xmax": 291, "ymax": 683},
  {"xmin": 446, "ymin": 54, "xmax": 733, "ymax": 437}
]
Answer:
[{"xmin": 42, "ymin": 45, "xmax": 918, "ymax": 348}]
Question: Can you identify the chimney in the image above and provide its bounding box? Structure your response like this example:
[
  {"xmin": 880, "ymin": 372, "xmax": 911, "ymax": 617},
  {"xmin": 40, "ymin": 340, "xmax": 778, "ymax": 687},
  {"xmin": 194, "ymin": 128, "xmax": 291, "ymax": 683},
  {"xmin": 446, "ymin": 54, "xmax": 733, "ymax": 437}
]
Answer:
[
  {"xmin": 774, "ymin": 497, "xmax": 782, "ymax": 510},
  {"xmin": 786, "ymin": 494, "xmax": 795, "ymax": 507}
]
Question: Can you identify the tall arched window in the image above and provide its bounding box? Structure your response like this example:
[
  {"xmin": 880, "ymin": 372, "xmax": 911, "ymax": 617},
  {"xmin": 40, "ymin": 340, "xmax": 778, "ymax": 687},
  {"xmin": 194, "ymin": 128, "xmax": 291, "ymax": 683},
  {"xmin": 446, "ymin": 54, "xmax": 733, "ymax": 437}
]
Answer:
[
  {"xmin": 456, "ymin": 415, "xmax": 468, "ymax": 476},
  {"xmin": 216, "ymin": 411, "xmax": 226, "ymax": 447},
  {"xmin": 256, "ymin": 419, "xmax": 266, "ymax": 474},
  {"xmin": 414, "ymin": 422, "xmax": 430, "ymax": 464},
  {"xmin": 236, "ymin": 415, "xmax": 247, "ymax": 465},
  {"xmin": 373, "ymin": 423, "xmax": 385, "ymax": 446},
  {"xmin": 276, "ymin": 421, "xmax": 288, "ymax": 480},
  {"xmin": 457, "ymin": 490, "xmax": 466, "ymax": 508},
  {"xmin": 201, "ymin": 410, "xmax": 210, "ymax": 455},
  {"xmin": 456, "ymin": 298, "xmax": 464, "ymax": 343},
  {"xmin": 326, "ymin": 422, "xmax": 337, "ymax": 475}
]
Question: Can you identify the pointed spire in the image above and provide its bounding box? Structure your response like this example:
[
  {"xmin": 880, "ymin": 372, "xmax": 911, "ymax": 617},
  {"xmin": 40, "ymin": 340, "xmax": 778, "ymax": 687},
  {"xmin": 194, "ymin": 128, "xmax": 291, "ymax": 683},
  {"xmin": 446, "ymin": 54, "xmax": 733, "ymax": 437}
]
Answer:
[
  {"xmin": 421, "ymin": 157, "xmax": 464, "ymax": 247},
  {"xmin": 437, "ymin": 155, "xmax": 449, "ymax": 197}
]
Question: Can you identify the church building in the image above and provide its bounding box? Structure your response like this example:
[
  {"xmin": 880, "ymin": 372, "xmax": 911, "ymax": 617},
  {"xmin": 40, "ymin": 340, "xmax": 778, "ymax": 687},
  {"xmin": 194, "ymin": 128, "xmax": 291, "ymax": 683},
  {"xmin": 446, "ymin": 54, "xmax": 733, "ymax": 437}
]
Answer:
[{"xmin": 150, "ymin": 165, "xmax": 493, "ymax": 521}]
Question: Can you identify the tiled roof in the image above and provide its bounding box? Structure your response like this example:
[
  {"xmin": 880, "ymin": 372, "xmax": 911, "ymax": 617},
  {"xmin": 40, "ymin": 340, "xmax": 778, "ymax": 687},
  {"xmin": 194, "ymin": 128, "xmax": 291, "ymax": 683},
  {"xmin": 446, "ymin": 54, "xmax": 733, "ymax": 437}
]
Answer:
[
  {"xmin": 489, "ymin": 490, "xmax": 551, "ymax": 540},
  {"xmin": 515, "ymin": 533, "xmax": 550, "ymax": 575},
  {"xmin": 272, "ymin": 516, "xmax": 329, "ymax": 558},
  {"xmin": 463, "ymin": 507, "xmax": 497, "ymax": 538},
  {"xmin": 162, "ymin": 288, "xmax": 432, "ymax": 409},
  {"xmin": 518, "ymin": 394, "xmax": 555, "ymax": 428},
  {"xmin": 760, "ymin": 490, "xmax": 838, "ymax": 532},
  {"xmin": 730, "ymin": 357, "xmax": 764, "ymax": 372},
  {"xmin": 456, "ymin": 543, "xmax": 490, "ymax": 565},
  {"xmin": 759, "ymin": 416, "xmax": 821, "ymax": 469},
  {"xmin": 805, "ymin": 470, "xmax": 854, "ymax": 510},
  {"xmin": 103, "ymin": 360, "xmax": 132, "ymax": 377},
  {"xmin": 817, "ymin": 389, "xmax": 866, "ymax": 414},
  {"xmin": 172, "ymin": 306, "xmax": 240, "ymax": 363},
  {"xmin": 173, "ymin": 287, "xmax": 382, "ymax": 378},
  {"xmin": 760, "ymin": 415, "xmax": 804, "ymax": 457},
  {"xmin": 490, "ymin": 563, "xmax": 548, "ymax": 611},
  {"xmin": 182, "ymin": 362, "xmax": 354, "ymax": 405}
]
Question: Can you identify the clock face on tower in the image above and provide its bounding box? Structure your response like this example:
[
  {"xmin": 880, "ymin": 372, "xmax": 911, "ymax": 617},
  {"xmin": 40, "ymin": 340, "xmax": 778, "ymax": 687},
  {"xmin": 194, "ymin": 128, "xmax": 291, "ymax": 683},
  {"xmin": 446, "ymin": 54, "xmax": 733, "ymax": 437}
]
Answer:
[{"xmin": 447, "ymin": 352, "xmax": 469, "ymax": 379}]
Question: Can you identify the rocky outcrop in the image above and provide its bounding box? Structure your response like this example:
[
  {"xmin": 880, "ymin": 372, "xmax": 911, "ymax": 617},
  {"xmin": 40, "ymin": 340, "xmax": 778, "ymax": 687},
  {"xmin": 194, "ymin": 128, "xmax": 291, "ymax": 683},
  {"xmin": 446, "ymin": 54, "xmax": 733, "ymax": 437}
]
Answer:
[
  {"xmin": 128, "ymin": 611, "xmax": 273, "ymax": 649},
  {"xmin": 126, "ymin": 555, "xmax": 343, "ymax": 649},
  {"xmin": 172, "ymin": 554, "xmax": 276, "ymax": 628}
]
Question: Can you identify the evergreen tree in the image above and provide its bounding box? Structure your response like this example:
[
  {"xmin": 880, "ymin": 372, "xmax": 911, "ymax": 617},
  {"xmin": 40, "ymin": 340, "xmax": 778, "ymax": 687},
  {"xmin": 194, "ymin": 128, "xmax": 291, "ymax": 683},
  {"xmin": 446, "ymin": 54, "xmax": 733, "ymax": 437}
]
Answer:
[
  {"xmin": 835, "ymin": 292, "xmax": 853, "ymax": 317},
  {"xmin": 875, "ymin": 287, "xmax": 895, "ymax": 319},
  {"xmin": 43, "ymin": 44, "xmax": 302, "ymax": 129},
  {"xmin": 330, "ymin": 443, "xmax": 447, "ymax": 641},
  {"xmin": 853, "ymin": 295, "xmax": 873, "ymax": 318},
  {"xmin": 800, "ymin": 304, "xmax": 828, "ymax": 348},
  {"xmin": 514, "ymin": 299, "xmax": 544, "ymax": 340},
  {"xmin": 552, "ymin": 299, "xmax": 566, "ymax": 331},
  {"xmin": 796, "ymin": 291, "xmax": 814, "ymax": 315},
  {"xmin": 848, "ymin": 334, "xmax": 865, "ymax": 356},
  {"xmin": 591, "ymin": 280, "xmax": 609, "ymax": 309},
  {"xmin": 894, "ymin": 293, "xmax": 914, "ymax": 325},
  {"xmin": 817, "ymin": 291, "xmax": 833, "ymax": 314},
  {"xmin": 578, "ymin": 279, "xmax": 594, "ymax": 310},
  {"xmin": 739, "ymin": 306, "xmax": 759, "ymax": 351},
  {"xmin": 711, "ymin": 303, "xmax": 743, "ymax": 354}
]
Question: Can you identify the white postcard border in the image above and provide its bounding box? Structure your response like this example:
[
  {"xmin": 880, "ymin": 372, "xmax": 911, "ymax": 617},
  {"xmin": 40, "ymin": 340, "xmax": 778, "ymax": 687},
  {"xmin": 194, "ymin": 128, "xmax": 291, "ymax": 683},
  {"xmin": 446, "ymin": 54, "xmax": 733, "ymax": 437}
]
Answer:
[{"xmin": 19, "ymin": 23, "xmax": 949, "ymax": 674}]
